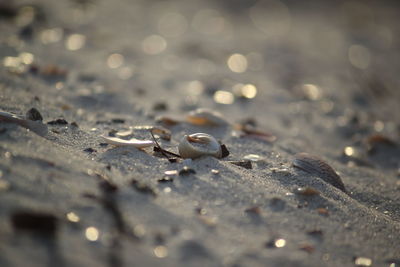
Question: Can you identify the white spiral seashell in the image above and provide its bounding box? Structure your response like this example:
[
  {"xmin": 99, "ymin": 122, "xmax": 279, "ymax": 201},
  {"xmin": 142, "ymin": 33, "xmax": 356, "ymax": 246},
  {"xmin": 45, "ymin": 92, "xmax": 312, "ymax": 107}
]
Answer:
[{"xmin": 178, "ymin": 133, "xmax": 222, "ymax": 159}]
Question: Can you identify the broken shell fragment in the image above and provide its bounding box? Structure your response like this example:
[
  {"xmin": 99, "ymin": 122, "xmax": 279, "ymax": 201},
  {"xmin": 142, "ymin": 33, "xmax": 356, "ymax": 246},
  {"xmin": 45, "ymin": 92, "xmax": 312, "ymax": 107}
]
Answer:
[
  {"xmin": 293, "ymin": 153, "xmax": 346, "ymax": 192},
  {"xmin": 178, "ymin": 133, "xmax": 222, "ymax": 159},
  {"xmin": 116, "ymin": 125, "xmax": 171, "ymax": 141},
  {"xmin": 101, "ymin": 136, "xmax": 155, "ymax": 148},
  {"xmin": 186, "ymin": 108, "xmax": 228, "ymax": 126}
]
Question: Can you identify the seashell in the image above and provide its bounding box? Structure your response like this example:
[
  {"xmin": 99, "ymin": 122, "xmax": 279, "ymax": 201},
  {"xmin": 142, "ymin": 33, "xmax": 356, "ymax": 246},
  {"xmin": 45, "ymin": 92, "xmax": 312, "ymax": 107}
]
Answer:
[
  {"xmin": 101, "ymin": 136, "xmax": 155, "ymax": 148},
  {"xmin": 155, "ymin": 116, "xmax": 181, "ymax": 127},
  {"xmin": 178, "ymin": 133, "xmax": 222, "ymax": 159},
  {"xmin": 116, "ymin": 125, "xmax": 171, "ymax": 141},
  {"xmin": 293, "ymin": 153, "xmax": 346, "ymax": 192},
  {"xmin": 186, "ymin": 108, "xmax": 228, "ymax": 126}
]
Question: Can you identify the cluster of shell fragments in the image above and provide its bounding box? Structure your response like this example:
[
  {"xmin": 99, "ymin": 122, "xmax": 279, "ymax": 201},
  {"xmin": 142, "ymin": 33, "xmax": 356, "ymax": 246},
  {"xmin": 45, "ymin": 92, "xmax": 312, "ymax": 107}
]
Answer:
[
  {"xmin": 1, "ymin": 107, "xmax": 348, "ymax": 192},
  {"xmin": 101, "ymin": 109, "xmax": 227, "ymax": 159}
]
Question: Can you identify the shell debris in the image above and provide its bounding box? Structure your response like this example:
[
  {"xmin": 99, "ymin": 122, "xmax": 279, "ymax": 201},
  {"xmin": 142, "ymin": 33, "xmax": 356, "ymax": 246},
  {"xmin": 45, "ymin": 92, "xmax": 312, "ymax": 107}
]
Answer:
[
  {"xmin": 186, "ymin": 108, "xmax": 228, "ymax": 126},
  {"xmin": 178, "ymin": 133, "xmax": 222, "ymax": 159},
  {"xmin": 293, "ymin": 153, "xmax": 346, "ymax": 192},
  {"xmin": 101, "ymin": 136, "xmax": 155, "ymax": 148}
]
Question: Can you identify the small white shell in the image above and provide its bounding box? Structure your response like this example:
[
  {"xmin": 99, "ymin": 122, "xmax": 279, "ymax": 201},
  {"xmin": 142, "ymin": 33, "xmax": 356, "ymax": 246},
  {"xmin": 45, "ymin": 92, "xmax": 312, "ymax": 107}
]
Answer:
[
  {"xmin": 178, "ymin": 133, "xmax": 222, "ymax": 159},
  {"xmin": 101, "ymin": 136, "xmax": 155, "ymax": 148},
  {"xmin": 186, "ymin": 108, "xmax": 228, "ymax": 126}
]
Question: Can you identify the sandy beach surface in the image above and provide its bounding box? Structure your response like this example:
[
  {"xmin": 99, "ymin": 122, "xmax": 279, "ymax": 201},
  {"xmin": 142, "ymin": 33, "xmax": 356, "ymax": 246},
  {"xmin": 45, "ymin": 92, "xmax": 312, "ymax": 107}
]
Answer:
[{"xmin": 1, "ymin": 0, "xmax": 399, "ymax": 266}]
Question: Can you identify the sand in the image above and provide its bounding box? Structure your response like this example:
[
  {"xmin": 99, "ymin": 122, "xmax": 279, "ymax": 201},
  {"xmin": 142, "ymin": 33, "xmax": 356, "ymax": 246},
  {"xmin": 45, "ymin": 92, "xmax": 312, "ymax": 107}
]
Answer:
[{"xmin": 0, "ymin": 0, "xmax": 399, "ymax": 266}]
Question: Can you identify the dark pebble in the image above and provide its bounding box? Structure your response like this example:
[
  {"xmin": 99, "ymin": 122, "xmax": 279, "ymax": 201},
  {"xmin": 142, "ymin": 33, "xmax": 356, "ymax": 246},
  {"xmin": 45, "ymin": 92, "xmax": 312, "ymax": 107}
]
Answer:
[
  {"xmin": 158, "ymin": 176, "xmax": 174, "ymax": 183},
  {"xmin": 99, "ymin": 143, "xmax": 109, "ymax": 147},
  {"xmin": 108, "ymin": 129, "xmax": 118, "ymax": 137},
  {"xmin": 84, "ymin": 148, "xmax": 97, "ymax": 153},
  {"xmin": 11, "ymin": 211, "xmax": 58, "ymax": 235},
  {"xmin": 47, "ymin": 119, "xmax": 68, "ymax": 125},
  {"xmin": 26, "ymin": 108, "xmax": 43, "ymax": 121},
  {"xmin": 111, "ymin": 118, "xmax": 125, "ymax": 124},
  {"xmin": 220, "ymin": 144, "xmax": 230, "ymax": 158},
  {"xmin": 70, "ymin": 122, "xmax": 79, "ymax": 127},
  {"xmin": 179, "ymin": 166, "xmax": 196, "ymax": 176}
]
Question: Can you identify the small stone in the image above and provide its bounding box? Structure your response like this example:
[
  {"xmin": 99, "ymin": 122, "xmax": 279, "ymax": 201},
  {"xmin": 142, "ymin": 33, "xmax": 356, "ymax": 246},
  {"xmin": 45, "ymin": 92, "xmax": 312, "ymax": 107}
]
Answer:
[
  {"xmin": 265, "ymin": 238, "xmax": 286, "ymax": 248},
  {"xmin": 179, "ymin": 166, "xmax": 196, "ymax": 176},
  {"xmin": 164, "ymin": 170, "xmax": 178, "ymax": 176},
  {"xmin": 220, "ymin": 144, "xmax": 230, "ymax": 158},
  {"xmin": 243, "ymin": 154, "xmax": 263, "ymax": 162},
  {"xmin": 158, "ymin": 176, "xmax": 174, "ymax": 183},
  {"xmin": 84, "ymin": 148, "xmax": 97, "ymax": 153},
  {"xmin": 47, "ymin": 118, "xmax": 68, "ymax": 125},
  {"xmin": 295, "ymin": 187, "xmax": 320, "ymax": 196},
  {"xmin": 66, "ymin": 212, "xmax": 80, "ymax": 223},
  {"xmin": 354, "ymin": 257, "xmax": 372, "ymax": 266},
  {"xmin": 26, "ymin": 108, "xmax": 43, "ymax": 121},
  {"xmin": 211, "ymin": 169, "xmax": 220, "ymax": 175},
  {"xmin": 111, "ymin": 118, "xmax": 125, "ymax": 124},
  {"xmin": 108, "ymin": 129, "xmax": 118, "ymax": 137}
]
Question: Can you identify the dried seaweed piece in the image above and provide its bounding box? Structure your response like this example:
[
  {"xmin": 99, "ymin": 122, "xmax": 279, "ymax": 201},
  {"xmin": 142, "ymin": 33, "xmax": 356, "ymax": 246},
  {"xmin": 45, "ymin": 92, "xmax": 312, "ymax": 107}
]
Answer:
[
  {"xmin": 151, "ymin": 131, "xmax": 181, "ymax": 162},
  {"xmin": 293, "ymin": 153, "xmax": 346, "ymax": 192}
]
